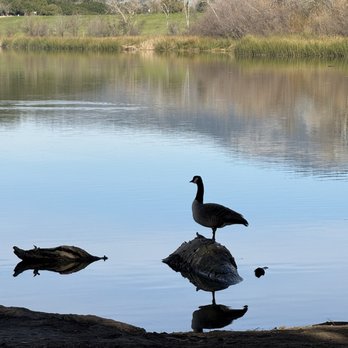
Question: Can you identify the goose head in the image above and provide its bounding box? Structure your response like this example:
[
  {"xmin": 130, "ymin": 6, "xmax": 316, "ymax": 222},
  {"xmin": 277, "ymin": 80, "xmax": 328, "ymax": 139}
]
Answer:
[{"xmin": 190, "ymin": 175, "xmax": 202, "ymax": 184}]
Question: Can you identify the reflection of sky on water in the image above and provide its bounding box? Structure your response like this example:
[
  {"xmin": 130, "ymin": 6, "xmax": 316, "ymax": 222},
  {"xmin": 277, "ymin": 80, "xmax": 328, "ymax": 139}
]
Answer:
[
  {"xmin": 0, "ymin": 52, "xmax": 348, "ymax": 332},
  {"xmin": 1, "ymin": 119, "xmax": 347, "ymax": 331}
]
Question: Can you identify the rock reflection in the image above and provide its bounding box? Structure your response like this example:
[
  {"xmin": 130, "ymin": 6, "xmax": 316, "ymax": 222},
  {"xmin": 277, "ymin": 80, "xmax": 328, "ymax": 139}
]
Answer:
[{"xmin": 164, "ymin": 234, "xmax": 248, "ymax": 331}]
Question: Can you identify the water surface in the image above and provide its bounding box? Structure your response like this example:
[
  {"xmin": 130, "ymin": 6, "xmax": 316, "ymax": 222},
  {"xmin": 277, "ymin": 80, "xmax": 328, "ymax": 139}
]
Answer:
[{"xmin": 0, "ymin": 51, "xmax": 347, "ymax": 332}]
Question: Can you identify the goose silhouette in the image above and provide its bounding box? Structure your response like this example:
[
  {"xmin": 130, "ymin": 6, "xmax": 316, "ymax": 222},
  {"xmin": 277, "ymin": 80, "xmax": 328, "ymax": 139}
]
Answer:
[{"xmin": 190, "ymin": 175, "xmax": 248, "ymax": 241}]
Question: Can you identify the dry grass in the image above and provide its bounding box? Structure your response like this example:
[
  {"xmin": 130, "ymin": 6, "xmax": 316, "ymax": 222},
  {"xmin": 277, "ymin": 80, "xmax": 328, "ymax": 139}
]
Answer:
[
  {"xmin": 235, "ymin": 35, "xmax": 348, "ymax": 58},
  {"xmin": 1, "ymin": 34, "xmax": 347, "ymax": 59}
]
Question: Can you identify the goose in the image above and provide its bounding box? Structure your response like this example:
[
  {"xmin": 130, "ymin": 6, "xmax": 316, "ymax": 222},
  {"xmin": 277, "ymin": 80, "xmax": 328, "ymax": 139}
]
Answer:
[{"xmin": 190, "ymin": 175, "xmax": 248, "ymax": 241}]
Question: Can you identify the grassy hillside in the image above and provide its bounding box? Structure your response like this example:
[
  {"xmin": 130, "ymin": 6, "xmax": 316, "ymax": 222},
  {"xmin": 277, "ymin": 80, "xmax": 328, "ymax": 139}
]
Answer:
[
  {"xmin": 0, "ymin": 14, "xmax": 347, "ymax": 59},
  {"xmin": 0, "ymin": 13, "xmax": 190, "ymax": 37}
]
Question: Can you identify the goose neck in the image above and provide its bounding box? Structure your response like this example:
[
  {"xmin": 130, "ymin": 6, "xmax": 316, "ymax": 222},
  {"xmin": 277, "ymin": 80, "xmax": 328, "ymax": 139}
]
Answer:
[{"xmin": 195, "ymin": 181, "xmax": 204, "ymax": 203}]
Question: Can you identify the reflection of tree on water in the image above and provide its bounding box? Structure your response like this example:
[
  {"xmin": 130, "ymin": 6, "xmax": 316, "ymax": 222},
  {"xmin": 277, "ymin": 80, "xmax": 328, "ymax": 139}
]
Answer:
[
  {"xmin": 1, "ymin": 52, "xmax": 347, "ymax": 177},
  {"xmin": 163, "ymin": 234, "xmax": 248, "ymax": 332}
]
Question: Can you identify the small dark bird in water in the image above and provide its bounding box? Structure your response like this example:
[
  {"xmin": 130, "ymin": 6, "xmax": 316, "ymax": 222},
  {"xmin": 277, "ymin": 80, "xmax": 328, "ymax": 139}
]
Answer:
[
  {"xmin": 254, "ymin": 267, "xmax": 268, "ymax": 278},
  {"xmin": 190, "ymin": 175, "xmax": 248, "ymax": 241}
]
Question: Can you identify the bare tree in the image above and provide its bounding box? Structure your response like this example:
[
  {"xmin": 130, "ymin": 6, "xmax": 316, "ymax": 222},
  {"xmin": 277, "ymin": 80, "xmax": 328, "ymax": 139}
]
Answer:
[
  {"xmin": 106, "ymin": 0, "xmax": 142, "ymax": 35},
  {"xmin": 154, "ymin": 0, "xmax": 184, "ymax": 32},
  {"xmin": 160, "ymin": 1, "xmax": 170, "ymax": 29},
  {"xmin": 183, "ymin": 0, "xmax": 190, "ymax": 29}
]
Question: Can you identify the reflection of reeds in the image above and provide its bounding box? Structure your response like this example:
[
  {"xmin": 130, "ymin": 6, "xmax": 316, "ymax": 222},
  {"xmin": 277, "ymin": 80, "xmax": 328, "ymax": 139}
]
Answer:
[{"xmin": 235, "ymin": 36, "xmax": 348, "ymax": 59}]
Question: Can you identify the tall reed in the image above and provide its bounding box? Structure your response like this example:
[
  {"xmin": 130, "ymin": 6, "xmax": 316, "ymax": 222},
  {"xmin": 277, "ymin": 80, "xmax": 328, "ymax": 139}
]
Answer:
[
  {"xmin": 2, "ymin": 35, "xmax": 348, "ymax": 59},
  {"xmin": 235, "ymin": 36, "xmax": 348, "ymax": 59},
  {"xmin": 153, "ymin": 36, "xmax": 235, "ymax": 52},
  {"xmin": 1, "ymin": 37, "xmax": 128, "ymax": 52}
]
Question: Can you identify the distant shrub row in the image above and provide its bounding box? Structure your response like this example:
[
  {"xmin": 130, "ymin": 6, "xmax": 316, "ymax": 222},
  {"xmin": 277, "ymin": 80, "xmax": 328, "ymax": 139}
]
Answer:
[
  {"xmin": 17, "ymin": 16, "xmax": 142, "ymax": 37},
  {"xmin": 0, "ymin": 0, "xmax": 108, "ymax": 16},
  {"xmin": 0, "ymin": 0, "xmax": 197, "ymax": 16}
]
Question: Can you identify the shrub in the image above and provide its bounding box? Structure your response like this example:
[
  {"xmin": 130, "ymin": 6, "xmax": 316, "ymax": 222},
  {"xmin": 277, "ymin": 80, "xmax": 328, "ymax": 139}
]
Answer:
[
  {"xmin": 190, "ymin": 0, "xmax": 348, "ymax": 38},
  {"xmin": 22, "ymin": 17, "xmax": 50, "ymax": 36},
  {"xmin": 86, "ymin": 16, "xmax": 120, "ymax": 37}
]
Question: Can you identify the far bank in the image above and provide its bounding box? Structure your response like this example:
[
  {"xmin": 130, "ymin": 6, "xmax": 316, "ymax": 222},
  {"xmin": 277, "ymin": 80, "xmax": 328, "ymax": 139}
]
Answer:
[{"xmin": 1, "ymin": 35, "xmax": 348, "ymax": 59}]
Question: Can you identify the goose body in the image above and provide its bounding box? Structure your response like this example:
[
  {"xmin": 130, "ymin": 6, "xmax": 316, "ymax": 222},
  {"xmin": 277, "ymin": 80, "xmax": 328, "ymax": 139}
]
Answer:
[{"xmin": 190, "ymin": 175, "xmax": 248, "ymax": 241}]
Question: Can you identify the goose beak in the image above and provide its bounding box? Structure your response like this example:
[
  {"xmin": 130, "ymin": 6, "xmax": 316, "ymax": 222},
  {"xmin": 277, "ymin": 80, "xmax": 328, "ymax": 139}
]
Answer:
[{"xmin": 190, "ymin": 179, "xmax": 194, "ymax": 183}]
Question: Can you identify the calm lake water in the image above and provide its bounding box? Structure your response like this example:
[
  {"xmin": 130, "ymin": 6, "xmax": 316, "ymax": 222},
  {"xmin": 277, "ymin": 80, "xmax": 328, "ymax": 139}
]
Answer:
[{"xmin": 0, "ymin": 51, "xmax": 348, "ymax": 332}]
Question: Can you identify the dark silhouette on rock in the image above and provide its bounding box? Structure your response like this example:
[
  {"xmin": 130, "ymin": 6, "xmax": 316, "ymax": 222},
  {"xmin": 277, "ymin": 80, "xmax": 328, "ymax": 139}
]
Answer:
[
  {"xmin": 190, "ymin": 176, "xmax": 248, "ymax": 241},
  {"xmin": 163, "ymin": 233, "xmax": 243, "ymax": 289}
]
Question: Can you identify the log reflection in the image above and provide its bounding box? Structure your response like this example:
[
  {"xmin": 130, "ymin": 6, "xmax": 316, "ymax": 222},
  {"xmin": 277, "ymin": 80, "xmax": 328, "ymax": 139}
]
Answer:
[{"xmin": 13, "ymin": 245, "xmax": 107, "ymax": 277}]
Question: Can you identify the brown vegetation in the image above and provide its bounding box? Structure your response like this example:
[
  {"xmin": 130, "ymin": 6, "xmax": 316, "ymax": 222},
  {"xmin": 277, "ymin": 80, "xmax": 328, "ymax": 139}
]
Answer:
[{"xmin": 190, "ymin": 0, "xmax": 348, "ymax": 38}]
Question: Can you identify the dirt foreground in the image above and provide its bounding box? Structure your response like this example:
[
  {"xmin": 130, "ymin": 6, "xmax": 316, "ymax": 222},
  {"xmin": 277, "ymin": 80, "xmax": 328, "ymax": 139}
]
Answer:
[{"xmin": 0, "ymin": 305, "xmax": 347, "ymax": 347}]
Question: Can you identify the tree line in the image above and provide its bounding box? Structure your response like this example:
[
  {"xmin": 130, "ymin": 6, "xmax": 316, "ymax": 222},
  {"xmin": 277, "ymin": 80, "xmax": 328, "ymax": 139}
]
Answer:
[{"xmin": 0, "ymin": 0, "xmax": 206, "ymax": 16}]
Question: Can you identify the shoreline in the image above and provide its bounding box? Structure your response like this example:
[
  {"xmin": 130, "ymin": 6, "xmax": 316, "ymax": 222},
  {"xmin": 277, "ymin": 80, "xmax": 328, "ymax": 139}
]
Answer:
[
  {"xmin": 0, "ymin": 35, "xmax": 348, "ymax": 59},
  {"xmin": 0, "ymin": 305, "xmax": 347, "ymax": 347}
]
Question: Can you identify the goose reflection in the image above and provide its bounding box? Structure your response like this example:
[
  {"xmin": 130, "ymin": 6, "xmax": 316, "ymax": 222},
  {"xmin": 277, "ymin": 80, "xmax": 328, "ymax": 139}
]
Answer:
[
  {"xmin": 187, "ymin": 274, "xmax": 248, "ymax": 332},
  {"xmin": 192, "ymin": 294, "xmax": 248, "ymax": 333}
]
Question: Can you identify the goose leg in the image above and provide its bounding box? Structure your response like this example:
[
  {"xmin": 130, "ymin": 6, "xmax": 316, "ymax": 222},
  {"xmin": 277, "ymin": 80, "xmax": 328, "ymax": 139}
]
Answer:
[{"xmin": 212, "ymin": 228, "xmax": 216, "ymax": 242}]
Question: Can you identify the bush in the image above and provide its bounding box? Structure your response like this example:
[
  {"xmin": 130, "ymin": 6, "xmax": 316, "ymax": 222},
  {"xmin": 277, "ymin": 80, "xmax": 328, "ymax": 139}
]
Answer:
[
  {"xmin": 190, "ymin": 0, "xmax": 348, "ymax": 38},
  {"xmin": 22, "ymin": 17, "xmax": 50, "ymax": 36},
  {"xmin": 53, "ymin": 15, "xmax": 79, "ymax": 36},
  {"xmin": 86, "ymin": 16, "xmax": 119, "ymax": 36},
  {"xmin": 42, "ymin": 4, "xmax": 62, "ymax": 15},
  {"xmin": 75, "ymin": 1, "xmax": 108, "ymax": 15}
]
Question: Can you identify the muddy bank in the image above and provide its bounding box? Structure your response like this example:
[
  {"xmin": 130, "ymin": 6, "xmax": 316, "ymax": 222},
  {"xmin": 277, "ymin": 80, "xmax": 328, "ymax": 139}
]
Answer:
[{"xmin": 0, "ymin": 305, "xmax": 347, "ymax": 347}]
